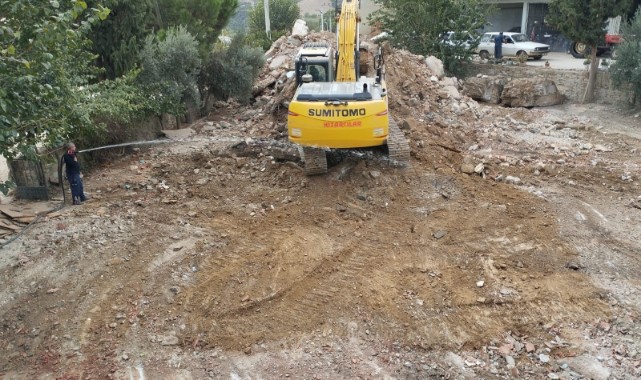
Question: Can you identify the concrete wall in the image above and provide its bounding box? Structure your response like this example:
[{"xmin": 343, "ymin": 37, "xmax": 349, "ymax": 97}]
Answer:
[
  {"xmin": 465, "ymin": 63, "xmax": 638, "ymax": 105},
  {"xmin": 487, "ymin": 3, "xmax": 523, "ymax": 33}
]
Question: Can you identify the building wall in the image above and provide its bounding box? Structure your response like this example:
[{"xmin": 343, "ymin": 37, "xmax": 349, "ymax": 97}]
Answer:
[
  {"xmin": 466, "ymin": 64, "xmax": 638, "ymax": 105},
  {"xmin": 486, "ymin": 3, "xmax": 523, "ymax": 33},
  {"xmin": 484, "ymin": 1, "xmax": 570, "ymax": 51}
]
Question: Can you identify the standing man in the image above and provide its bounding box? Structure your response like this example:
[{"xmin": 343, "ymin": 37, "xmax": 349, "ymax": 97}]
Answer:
[
  {"xmin": 63, "ymin": 142, "xmax": 87, "ymax": 205},
  {"xmin": 494, "ymin": 32, "xmax": 503, "ymax": 59},
  {"xmin": 530, "ymin": 20, "xmax": 540, "ymax": 42}
]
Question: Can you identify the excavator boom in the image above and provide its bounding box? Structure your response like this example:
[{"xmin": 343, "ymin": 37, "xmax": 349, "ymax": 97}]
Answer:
[{"xmin": 336, "ymin": 0, "xmax": 359, "ymax": 82}]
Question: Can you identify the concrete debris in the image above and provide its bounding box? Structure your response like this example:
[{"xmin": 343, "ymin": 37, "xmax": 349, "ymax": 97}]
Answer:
[
  {"xmin": 432, "ymin": 230, "xmax": 448, "ymax": 239},
  {"xmin": 291, "ymin": 19, "xmax": 309, "ymax": 38},
  {"xmin": 501, "ymin": 78, "xmax": 565, "ymax": 107},
  {"xmin": 461, "ymin": 163, "xmax": 476, "ymax": 174},
  {"xmin": 463, "ymin": 76, "xmax": 507, "ymax": 104},
  {"xmin": 464, "ymin": 75, "xmax": 564, "ymax": 107},
  {"xmin": 505, "ymin": 176, "xmax": 522, "ymax": 185},
  {"xmin": 425, "ymin": 56, "xmax": 445, "ymax": 79},
  {"xmin": 560, "ymin": 356, "xmax": 611, "ymax": 380}
]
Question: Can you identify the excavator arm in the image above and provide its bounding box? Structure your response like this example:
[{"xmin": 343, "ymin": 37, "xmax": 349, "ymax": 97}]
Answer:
[{"xmin": 335, "ymin": 0, "xmax": 359, "ymax": 82}]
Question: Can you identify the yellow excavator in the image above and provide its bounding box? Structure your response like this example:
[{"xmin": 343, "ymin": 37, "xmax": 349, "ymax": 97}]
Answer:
[{"xmin": 287, "ymin": 0, "xmax": 410, "ymax": 175}]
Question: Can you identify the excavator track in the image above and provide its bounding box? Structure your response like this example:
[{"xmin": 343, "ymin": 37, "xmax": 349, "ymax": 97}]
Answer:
[
  {"xmin": 387, "ymin": 116, "xmax": 411, "ymax": 166},
  {"xmin": 300, "ymin": 146, "xmax": 328, "ymax": 175}
]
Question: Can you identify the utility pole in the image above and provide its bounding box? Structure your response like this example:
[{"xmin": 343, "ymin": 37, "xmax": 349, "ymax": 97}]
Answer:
[
  {"xmin": 264, "ymin": 0, "xmax": 271, "ymax": 40},
  {"xmin": 319, "ymin": 10, "xmax": 324, "ymax": 32}
]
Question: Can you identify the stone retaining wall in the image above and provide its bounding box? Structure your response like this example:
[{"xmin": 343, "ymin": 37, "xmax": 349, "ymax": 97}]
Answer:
[{"xmin": 465, "ymin": 63, "xmax": 637, "ymax": 105}]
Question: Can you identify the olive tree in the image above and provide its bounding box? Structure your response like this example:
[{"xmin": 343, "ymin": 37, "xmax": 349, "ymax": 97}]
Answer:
[
  {"xmin": 137, "ymin": 26, "xmax": 202, "ymax": 119},
  {"xmin": 548, "ymin": 0, "xmax": 632, "ymax": 103}
]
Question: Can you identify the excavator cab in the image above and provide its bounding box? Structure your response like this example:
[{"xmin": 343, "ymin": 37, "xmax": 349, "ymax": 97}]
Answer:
[{"xmin": 295, "ymin": 43, "xmax": 334, "ymax": 85}]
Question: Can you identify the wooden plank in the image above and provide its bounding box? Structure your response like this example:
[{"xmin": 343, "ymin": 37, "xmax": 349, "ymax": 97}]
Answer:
[
  {"xmin": 46, "ymin": 211, "xmax": 64, "ymax": 219},
  {"xmin": 0, "ymin": 220, "xmax": 21, "ymax": 231},
  {"xmin": 0, "ymin": 205, "xmax": 35, "ymax": 219},
  {"xmin": 14, "ymin": 216, "xmax": 36, "ymax": 224}
]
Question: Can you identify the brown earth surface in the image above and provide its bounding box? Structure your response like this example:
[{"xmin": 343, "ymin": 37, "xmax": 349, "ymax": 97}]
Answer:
[{"xmin": 2, "ymin": 34, "xmax": 641, "ymax": 380}]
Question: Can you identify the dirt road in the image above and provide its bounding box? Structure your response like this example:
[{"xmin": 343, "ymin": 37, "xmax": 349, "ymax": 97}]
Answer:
[{"xmin": 2, "ymin": 39, "xmax": 641, "ymax": 379}]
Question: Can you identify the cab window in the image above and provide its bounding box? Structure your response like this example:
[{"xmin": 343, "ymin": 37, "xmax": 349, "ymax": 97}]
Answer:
[{"xmin": 308, "ymin": 65, "xmax": 327, "ymax": 82}]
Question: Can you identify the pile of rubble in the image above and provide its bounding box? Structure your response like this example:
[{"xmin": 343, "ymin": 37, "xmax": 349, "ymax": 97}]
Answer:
[
  {"xmin": 207, "ymin": 23, "xmax": 628, "ymax": 189},
  {"xmin": 242, "ymin": 26, "xmax": 488, "ymax": 167}
]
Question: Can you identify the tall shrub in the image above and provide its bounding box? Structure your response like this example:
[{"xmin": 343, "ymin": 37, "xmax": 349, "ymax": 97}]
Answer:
[
  {"xmin": 200, "ymin": 35, "xmax": 264, "ymax": 104},
  {"xmin": 138, "ymin": 26, "xmax": 202, "ymax": 117},
  {"xmin": 610, "ymin": 8, "xmax": 641, "ymax": 103}
]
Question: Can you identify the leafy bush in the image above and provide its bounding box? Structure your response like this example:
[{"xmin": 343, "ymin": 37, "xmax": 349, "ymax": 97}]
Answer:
[
  {"xmin": 81, "ymin": 72, "xmax": 157, "ymax": 142},
  {"xmin": 200, "ymin": 35, "xmax": 264, "ymax": 104},
  {"xmin": 0, "ymin": 0, "xmax": 110, "ymax": 162},
  {"xmin": 67, "ymin": 72, "xmax": 164, "ymax": 168},
  {"xmin": 137, "ymin": 26, "xmax": 202, "ymax": 115},
  {"xmin": 610, "ymin": 8, "xmax": 641, "ymax": 103}
]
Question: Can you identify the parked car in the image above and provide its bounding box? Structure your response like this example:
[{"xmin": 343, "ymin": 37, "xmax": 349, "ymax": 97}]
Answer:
[
  {"xmin": 476, "ymin": 32, "xmax": 550, "ymax": 60},
  {"xmin": 440, "ymin": 31, "xmax": 478, "ymax": 50}
]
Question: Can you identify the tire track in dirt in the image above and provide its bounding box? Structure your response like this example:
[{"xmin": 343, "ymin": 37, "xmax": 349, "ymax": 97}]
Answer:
[{"xmin": 181, "ymin": 225, "xmax": 386, "ymax": 349}]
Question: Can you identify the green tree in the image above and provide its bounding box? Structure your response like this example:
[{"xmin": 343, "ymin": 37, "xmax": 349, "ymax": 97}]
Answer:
[
  {"xmin": 371, "ymin": 0, "xmax": 493, "ymax": 76},
  {"xmin": 156, "ymin": 0, "xmax": 238, "ymax": 54},
  {"xmin": 87, "ymin": 0, "xmax": 153, "ymax": 79},
  {"xmin": 610, "ymin": 8, "xmax": 641, "ymax": 103},
  {"xmin": 0, "ymin": 0, "xmax": 109, "ymax": 178},
  {"xmin": 137, "ymin": 26, "xmax": 202, "ymax": 120},
  {"xmin": 248, "ymin": 0, "xmax": 300, "ymax": 50},
  {"xmin": 199, "ymin": 34, "xmax": 264, "ymax": 104},
  {"xmin": 548, "ymin": 0, "xmax": 632, "ymax": 103}
]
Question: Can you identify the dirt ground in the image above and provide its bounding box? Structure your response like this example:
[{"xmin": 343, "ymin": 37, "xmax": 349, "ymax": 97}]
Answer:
[{"xmin": 2, "ymin": 55, "xmax": 641, "ymax": 379}]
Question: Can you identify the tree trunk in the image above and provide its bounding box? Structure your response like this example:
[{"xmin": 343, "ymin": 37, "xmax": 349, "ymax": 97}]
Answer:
[{"xmin": 582, "ymin": 45, "xmax": 599, "ymax": 103}]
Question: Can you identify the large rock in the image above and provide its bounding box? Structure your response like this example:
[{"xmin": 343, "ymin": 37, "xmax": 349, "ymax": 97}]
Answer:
[
  {"xmin": 264, "ymin": 36, "xmax": 287, "ymax": 59},
  {"xmin": 269, "ymin": 55, "xmax": 289, "ymax": 70},
  {"xmin": 559, "ymin": 356, "xmax": 611, "ymax": 380},
  {"xmin": 425, "ymin": 56, "xmax": 445, "ymax": 79},
  {"xmin": 462, "ymin": 76, "xmax": 507, "ymax": 104},
  {"xmin": 501, "ymin": 77, "xmax": 565, "ymax": 107},
  {"xmin": 291, "ymin": 19, "xmax": 308, "ymax": 37},
  {"xmin": 439, "ymin": 85, "xmax": 461, "ymax": 100}
]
